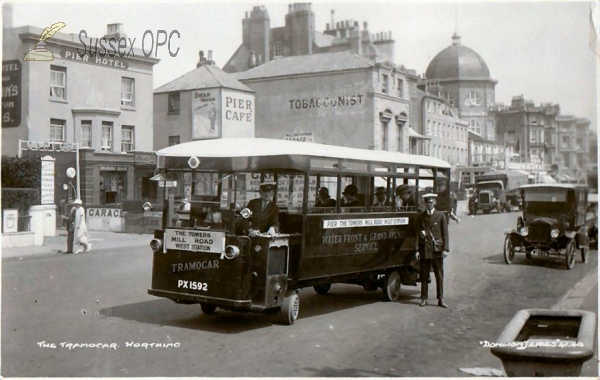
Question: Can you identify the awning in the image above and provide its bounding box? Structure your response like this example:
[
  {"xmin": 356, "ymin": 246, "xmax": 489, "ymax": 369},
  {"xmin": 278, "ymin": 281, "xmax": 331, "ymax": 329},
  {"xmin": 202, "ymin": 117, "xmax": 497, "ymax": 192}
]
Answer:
[{"xmin": 408, "ymin": 127, "xmax": 431, "ymax": 139}]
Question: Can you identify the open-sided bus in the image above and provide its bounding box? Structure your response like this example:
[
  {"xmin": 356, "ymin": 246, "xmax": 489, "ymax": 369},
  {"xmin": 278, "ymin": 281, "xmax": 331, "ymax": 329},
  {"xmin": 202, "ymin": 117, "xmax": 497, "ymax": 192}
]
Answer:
[{"xmin": 147, "ymin": 138, "xmax": 451, "ymax": 324}]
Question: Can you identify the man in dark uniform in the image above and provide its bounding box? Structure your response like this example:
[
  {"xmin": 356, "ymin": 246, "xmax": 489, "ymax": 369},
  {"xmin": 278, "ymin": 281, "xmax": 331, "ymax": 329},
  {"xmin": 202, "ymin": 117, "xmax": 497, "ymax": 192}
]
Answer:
[
  {"xmin": 245, "ymin": 182, "xmax": 279, "ymax": 236},
  {"xmin": 61, "ymin": 197, "xmax": 75, "ymax": 253},
  {"xmin": 416, "ymin": 193, "xmax": 449, "ymax": 308}
]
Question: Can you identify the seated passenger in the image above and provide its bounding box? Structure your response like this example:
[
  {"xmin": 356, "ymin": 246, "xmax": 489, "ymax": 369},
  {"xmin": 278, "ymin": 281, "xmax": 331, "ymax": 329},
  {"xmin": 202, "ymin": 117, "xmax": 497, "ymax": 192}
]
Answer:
[
  {"xmin": 372, "ymin": 186, "xmax": 390, "ymax": 207},
  {"xmin": 315, "ymin": 187, "xmax": 337, "ymax": 207},
  {"xmin": 245, "ymin": 182, "xmax": 279, "ymax": 236},
  {"xmin": 395, "ymin": 184, "xmax": 416, "ymax": 210},
  {"xmin": 341, "ymin": 184, "xmax": 362, "ymax": 207}
]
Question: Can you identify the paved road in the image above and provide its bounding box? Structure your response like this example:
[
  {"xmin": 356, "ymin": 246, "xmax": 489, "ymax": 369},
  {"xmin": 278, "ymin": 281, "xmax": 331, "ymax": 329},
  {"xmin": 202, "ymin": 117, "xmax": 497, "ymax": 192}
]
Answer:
[{"xmin": 2, "ymin": 212, "xmax": 597, "ymax": 377}]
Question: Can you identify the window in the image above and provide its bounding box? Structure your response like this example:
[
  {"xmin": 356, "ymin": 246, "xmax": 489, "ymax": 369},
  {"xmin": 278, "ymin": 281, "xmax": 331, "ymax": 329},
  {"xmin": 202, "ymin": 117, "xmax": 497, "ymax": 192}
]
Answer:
[
  {"xmin": 80, "ymin": 120, "xmax": 92, "ymax": 148},
  {"xmin": 427, "ymin": 120, "xmax": 432, "ymax": 136},
  {"xmin": 168, "ymin": 92, "xmax": 180, "ymax": 113},
  {"xmin": 121, "ymin": 125, "xmax": 134, "ymax": 152},
  {"xmin": 531, "ymin": 148, "xmax": 539, "ymax": 157},
  {"xmin": 397, "ymin": 125, "xmax": 403, "ymax": 152},
  {"xmin": 101, "ymin": 121, "xmax": 113, "ymax": 151},
  {"xmin": 50, "ymin": 66, "xmax": 66, "ymax": 99},
  {"xmin": 530, "ymin": 129, "xmax": 538, "ymax": 143},
  {"xmin": 469, "ymin": 120, "xmax": 481, "ymax": 135},
  {"xmin": 273, "ymin": 41, "xmax": 283, "ymax": 57},
  {"xmin": 381, "ymin": 122, "xmax": 388, "ymax": 150},
  {"xmin": 169, "ymin": 135, "xmax": 180, "ymax": 146},
  {"xmin": 465, "ymin": 92, "xmax": 481, "ymax": 106},
  {"xmin": 381, "ymin": 74, "xmax": 388, "ymax": 94},
  {"xmin": 397, "ymin": 79, "xmax": 404, "ymax": 98},
  {"xmin": 121, "ymin": 78, "xmax": 135, "ymax": 107},
  {"xmin": 50, "ymin": 119, "xmax": 65, "ymax": 142}
]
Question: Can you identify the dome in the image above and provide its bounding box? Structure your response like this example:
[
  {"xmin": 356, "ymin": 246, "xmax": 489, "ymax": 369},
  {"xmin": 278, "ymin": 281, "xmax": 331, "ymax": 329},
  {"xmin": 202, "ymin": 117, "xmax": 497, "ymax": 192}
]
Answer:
[{"xmin": 425, "ymin": 34, "xmax": 490, "ymax": 80}]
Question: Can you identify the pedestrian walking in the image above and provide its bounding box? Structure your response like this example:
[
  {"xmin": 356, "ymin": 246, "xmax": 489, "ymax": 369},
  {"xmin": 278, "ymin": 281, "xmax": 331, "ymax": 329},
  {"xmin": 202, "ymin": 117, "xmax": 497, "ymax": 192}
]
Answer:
[
  {"xmin": 449, "ymin": 191, "xmax": 460, "ymax": 223},
  {"xmin": 416, "ymin": 193, "xmax": 449, "ymax": 308},
  {"xmin": 73, "ymin": 199, "xmax": 92, "ymax": 253}
]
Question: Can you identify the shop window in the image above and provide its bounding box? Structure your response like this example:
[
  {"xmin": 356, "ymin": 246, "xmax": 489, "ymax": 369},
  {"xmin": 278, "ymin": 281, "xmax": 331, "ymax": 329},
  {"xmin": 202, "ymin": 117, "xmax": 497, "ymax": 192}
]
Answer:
[
  {"xmin": 100, "ymin": 171, "xmax": 126, "ymax": 205},
  {"xmin": 121, "ymin": 77, "xmax": 135, "ymax": 107},
  {"xmin": 80, "ymin": 120, "xmax": 92, "ymax": 147},
  {"xmin": 50, "ymin": 66, "xmax": 66, "ymax": 99},
  {"xmin": 169, "ymin": 135, "xmax": 180, "ymax": 146},
  {"xmin": 121, "ymin": 125, "xmax": 134, "ymax": 152},
  {"xmin": 168, "ymin": 92, "xmax": 180, "ymax": 114},
  {"xmin": 50, "ymin": 118, "xmax": 65, "ymax": 142},
  {"xmin": 101, "ymin": 121, "xmax": 113, "ymax": 151},
  {"xmin": 142, "ymin": 176, "xmax": 158, "ymax": 200}
]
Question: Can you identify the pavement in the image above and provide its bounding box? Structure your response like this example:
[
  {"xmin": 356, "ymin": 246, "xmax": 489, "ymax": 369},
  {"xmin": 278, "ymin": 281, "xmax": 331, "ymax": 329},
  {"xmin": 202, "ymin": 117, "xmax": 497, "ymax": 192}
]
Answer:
[{"xmin": 2, "ymin": 229, "xmax": 152, "ymax": 260}]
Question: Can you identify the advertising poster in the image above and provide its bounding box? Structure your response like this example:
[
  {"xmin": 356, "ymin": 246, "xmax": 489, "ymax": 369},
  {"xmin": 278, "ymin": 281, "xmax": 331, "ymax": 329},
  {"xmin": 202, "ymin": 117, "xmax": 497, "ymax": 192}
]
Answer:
[{"xmin": 192, "ymin": 88, "xmax": 220, "ymax": 139}]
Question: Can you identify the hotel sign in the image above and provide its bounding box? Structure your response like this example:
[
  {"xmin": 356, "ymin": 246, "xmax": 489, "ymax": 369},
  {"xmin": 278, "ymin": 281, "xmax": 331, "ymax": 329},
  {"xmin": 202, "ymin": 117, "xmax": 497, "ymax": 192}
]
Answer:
[
  {"xmin": 2, "ymin": 60, "xmax": 21, "ymax": 128},
  {"xmin": 59, "ymin": 49, "xmax": 129, "ymax": 69}
]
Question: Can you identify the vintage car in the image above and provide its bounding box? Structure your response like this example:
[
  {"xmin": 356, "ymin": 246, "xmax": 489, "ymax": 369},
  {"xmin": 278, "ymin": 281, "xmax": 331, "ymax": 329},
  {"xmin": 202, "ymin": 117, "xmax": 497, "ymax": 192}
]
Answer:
[{"xmin": 503, "ymin": 184, "xmax": 590, "ymax": 269}]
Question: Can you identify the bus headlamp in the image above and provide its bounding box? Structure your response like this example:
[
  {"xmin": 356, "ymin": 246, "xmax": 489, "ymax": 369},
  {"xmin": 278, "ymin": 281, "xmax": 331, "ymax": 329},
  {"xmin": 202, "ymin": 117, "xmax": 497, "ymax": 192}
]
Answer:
[
  {"xmin": 519, "ymin": 227, "xmax": 529, "ymax": 237},
  {"xmin": 223, "ymin": 245, "xmax": 240, "ymax": 259},
  {"xmin": 550, "ymin": 229, "xmax": 559, "ymax": 238},
  {"xmin": 150, "ymin": 238, "xmax": 163, "ymax": 252},
  {"xmin": 240, "ymin": 208, "xmax": 252, "ymax": 219}
]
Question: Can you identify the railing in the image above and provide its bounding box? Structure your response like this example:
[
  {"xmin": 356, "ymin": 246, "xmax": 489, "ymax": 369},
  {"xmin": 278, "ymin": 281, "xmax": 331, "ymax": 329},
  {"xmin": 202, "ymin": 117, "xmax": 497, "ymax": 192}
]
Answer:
[{"xmin": 18, "ymin": 215, "xmax": 31, "ymax": 232}]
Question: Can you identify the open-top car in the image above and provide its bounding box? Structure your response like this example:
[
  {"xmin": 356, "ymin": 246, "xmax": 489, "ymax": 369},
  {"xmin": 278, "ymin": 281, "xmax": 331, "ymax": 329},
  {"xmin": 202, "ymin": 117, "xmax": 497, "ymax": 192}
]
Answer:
[{"xmin": 503, "ymin": 184, "xmax": 590, "ymax": 269}]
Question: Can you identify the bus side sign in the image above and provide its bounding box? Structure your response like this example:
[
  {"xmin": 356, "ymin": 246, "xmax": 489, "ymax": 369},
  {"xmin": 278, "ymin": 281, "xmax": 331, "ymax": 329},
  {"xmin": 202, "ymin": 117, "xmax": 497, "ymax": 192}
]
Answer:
[{"xmin": 323, "ymin": 217, "xmax": 408, "ymax": 229}]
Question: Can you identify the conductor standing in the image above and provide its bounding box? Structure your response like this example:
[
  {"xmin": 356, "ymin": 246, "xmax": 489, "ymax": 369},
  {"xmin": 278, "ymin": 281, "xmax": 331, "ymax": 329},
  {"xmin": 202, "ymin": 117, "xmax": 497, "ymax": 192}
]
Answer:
[{"xmin": 416, "ymin": 193, "xmax": 449, "ymax": 308}]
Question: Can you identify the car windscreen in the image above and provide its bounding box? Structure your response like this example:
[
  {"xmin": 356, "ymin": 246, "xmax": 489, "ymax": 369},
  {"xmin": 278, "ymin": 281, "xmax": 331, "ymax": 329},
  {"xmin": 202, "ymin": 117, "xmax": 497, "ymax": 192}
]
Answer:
[{"xmin": 523, "ymin": 190, "xmax": 570, "ymax": 214}]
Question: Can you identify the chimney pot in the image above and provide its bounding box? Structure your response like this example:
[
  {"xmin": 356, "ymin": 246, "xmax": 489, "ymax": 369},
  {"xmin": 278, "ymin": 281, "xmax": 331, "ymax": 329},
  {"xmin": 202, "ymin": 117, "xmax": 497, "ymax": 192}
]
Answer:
[
  {"xmin": 326, "ymin": 23, "xmax": 330, "ymax": 31},
  {"xmin": 207, "ymin": 50, "xmax": 212, "ymax": 61},
  {"xmin": 363, "ymin": 21, "xmax": 368, "ymax": 29}
]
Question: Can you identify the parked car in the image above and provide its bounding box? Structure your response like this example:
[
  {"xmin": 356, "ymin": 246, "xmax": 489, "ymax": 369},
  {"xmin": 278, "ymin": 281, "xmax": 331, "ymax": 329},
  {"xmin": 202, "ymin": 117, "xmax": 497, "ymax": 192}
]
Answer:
[{"xmin": 503, "ymin": 184, "xmax": 590, "ymax": 269}]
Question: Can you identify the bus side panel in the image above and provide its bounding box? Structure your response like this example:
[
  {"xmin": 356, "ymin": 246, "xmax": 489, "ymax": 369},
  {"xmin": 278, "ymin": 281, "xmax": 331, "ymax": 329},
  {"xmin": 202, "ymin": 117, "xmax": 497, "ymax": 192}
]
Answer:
[
  {"xmin": 150, "ymin": 236, "xmax": 251, "ymax": 302},
  {"xmin": 298, "ymin": 213, "xmax": 417, "ymax": 281}
]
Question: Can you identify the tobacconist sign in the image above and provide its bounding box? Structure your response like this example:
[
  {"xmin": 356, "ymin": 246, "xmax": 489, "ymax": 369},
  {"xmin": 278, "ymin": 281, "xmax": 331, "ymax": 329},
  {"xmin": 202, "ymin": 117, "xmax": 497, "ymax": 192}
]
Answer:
[{"xmin": 2, "ymin": 60, "xmax": 21, "ymax": 128}]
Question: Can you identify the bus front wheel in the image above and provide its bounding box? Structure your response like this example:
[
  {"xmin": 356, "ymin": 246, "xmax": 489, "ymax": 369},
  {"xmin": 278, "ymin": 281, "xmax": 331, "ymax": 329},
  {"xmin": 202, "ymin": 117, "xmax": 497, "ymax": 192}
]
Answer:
[
  {"xmin": 276, "ymin": 292, "xmax": 300, "ymax": 325},
  {"xmin": 382, "ymin": 270, "xmax": 402, "ymax": 302},
  {"xmin": 200, "ymin": 303, "xmax": 217, "ymax": 314}
]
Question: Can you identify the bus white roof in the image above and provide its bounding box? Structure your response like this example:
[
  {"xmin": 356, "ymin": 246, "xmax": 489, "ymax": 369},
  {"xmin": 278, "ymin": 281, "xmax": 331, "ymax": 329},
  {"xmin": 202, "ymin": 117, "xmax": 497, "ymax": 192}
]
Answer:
[{"xmin": 156, "ymin": 138, "xmax": 451, "ymax": 169}]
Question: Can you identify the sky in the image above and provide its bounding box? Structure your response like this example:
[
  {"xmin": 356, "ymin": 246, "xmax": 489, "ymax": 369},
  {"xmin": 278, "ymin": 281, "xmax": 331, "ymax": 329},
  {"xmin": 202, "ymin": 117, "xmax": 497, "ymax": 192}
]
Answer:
[{"xmin": 5, "ymin": 0, "xmax": 599, "ymax": 131}]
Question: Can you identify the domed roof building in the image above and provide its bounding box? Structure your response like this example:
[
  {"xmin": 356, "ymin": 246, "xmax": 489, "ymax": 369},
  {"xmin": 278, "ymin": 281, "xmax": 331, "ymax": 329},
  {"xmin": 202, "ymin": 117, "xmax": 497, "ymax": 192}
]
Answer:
[{"xmin": 422, "ymin": 33, "xmax": 497, "ymax": 141}]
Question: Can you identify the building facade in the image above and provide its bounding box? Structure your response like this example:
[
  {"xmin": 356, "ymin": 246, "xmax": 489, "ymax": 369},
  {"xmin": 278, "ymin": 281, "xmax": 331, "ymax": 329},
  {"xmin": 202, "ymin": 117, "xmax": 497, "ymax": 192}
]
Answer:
[
  {"xmin": 223, "ymin": 3, "xmax": 395, "ymax": 73},
  {"xmin": 153, "ymin": 52, "xmax": 255, "ymax": 150},
  {"xmin": 422, "ymin": 33, "xmax": 498, "ymax": 141},
  {"xmin": 2, "ymin": 24, "xmax": 159, "ymax": 208},
  {"xmin": 555, "ymin": 115, "xmax": 592, "ymax": 181},
  {"xmin": 235, "ymin": 50, "xmax": 411, "ymax": 152}
]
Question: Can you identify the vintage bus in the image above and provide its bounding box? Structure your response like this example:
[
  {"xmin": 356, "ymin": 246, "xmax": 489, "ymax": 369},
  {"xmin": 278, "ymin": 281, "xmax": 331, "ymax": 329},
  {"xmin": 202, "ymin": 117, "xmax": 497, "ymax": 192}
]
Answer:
[{"xmin": 147, "ymin": 138, "xmax": 451, "ymax": 324}]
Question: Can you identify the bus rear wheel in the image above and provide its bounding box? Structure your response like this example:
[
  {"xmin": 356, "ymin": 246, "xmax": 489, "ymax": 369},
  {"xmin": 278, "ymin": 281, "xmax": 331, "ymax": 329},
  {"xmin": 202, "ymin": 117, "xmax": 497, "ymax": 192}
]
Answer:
[
  {"xmin": 382, "ymin": 270, "xmax": 402, "ymax": 302},
  {"xmin": 313, "ymin": 284, "xmax": 331, "ymax": 294}
]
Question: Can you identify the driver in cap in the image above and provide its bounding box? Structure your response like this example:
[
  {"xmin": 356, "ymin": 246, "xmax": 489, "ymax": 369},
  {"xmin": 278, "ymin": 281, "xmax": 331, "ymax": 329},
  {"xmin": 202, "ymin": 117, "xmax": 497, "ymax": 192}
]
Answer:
[{"xmin": 245, "ymin": 181, "xmax": 280, "ymax": 236}]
